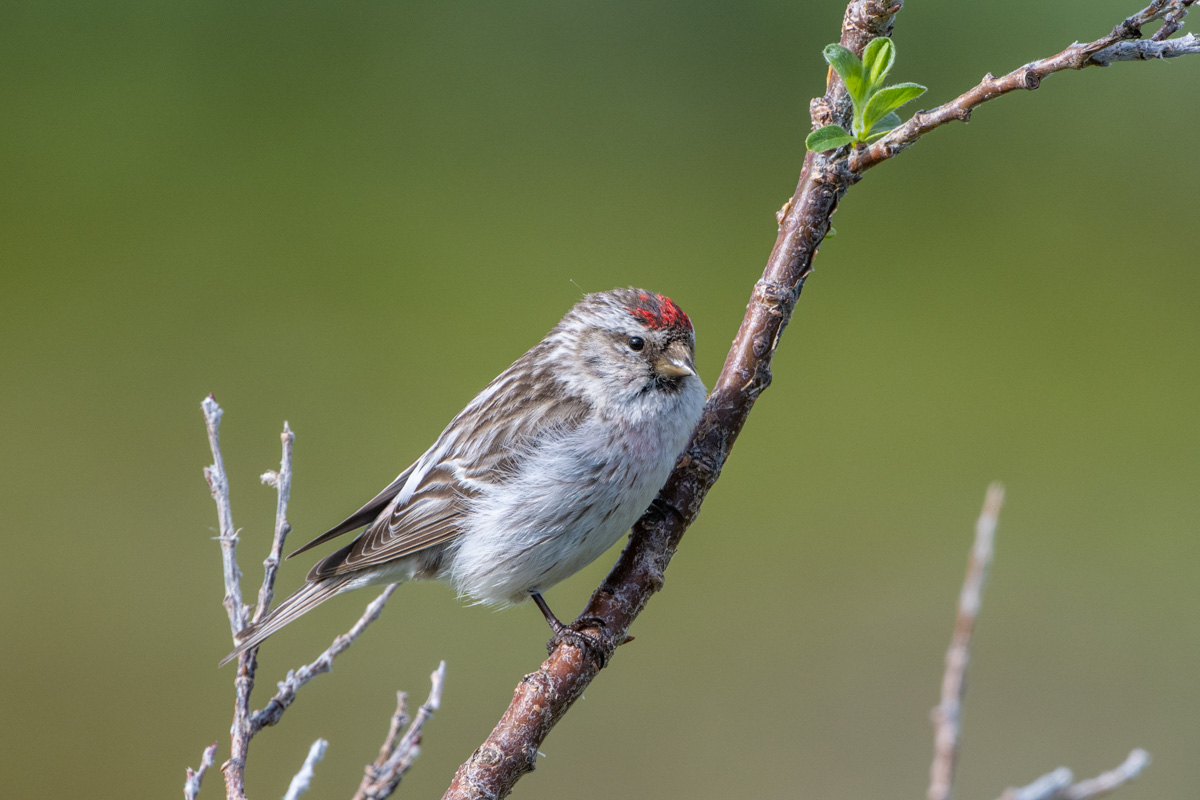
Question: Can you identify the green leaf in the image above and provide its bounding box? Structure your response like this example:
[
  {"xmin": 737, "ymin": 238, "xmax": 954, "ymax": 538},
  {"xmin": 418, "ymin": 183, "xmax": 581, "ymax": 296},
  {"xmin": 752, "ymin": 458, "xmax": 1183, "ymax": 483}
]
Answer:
[
  {"xmin": 861, "ymin": 37, "xmax": 895, "ymax": 92},
  {"xmin": 868, "ymin": 111, "xmax": 903, "ymax": 136},
  {"xmin": 862, "ymin": 82, "xmax": 926, "ymax": 133},
  {"xmin": 805, "ymin": 124, "xmax": 854, "ymax": 152},
  {"xmin": 822, "ymin": 44, "xmax": 864, "ymax": 104}
]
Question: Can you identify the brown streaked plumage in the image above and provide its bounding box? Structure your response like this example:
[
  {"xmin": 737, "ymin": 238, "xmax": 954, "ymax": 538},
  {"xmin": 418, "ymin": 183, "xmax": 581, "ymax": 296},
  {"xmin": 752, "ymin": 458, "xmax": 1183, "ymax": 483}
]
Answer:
[{"xmin": 220, "ymin": 288, "xmax": 705, "ymax": 667}]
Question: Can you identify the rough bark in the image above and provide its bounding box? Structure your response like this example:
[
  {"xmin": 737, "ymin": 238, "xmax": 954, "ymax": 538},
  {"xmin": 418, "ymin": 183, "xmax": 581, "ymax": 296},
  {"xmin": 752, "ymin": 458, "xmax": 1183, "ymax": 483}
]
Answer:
[{"xmin": 442, "ymin": 2, "xmax": 1196, "ymax": 798}]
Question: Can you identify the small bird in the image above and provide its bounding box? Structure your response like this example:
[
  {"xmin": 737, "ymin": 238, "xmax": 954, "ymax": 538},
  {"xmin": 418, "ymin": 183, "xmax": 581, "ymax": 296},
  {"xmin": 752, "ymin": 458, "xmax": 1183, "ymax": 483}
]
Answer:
[{"xmin": 221, "ymin": 288, "xmax": 706, "ymax": 665}]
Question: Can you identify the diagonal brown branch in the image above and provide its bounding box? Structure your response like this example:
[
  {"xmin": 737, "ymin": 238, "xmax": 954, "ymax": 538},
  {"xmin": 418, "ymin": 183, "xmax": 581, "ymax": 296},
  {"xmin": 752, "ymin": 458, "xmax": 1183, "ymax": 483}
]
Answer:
[
  {"xmin": 440, "ymin": 3, "xmax": 894, "ymax": 797},
  {"xmin": 441, "ymin": 1, "xmax": 1195, "ymax": 798}
]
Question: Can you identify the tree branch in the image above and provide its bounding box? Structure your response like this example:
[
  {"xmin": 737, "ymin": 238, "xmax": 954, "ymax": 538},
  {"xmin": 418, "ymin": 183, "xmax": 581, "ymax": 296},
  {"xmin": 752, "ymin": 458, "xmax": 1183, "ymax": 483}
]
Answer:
[
  {"xmin": 255, "ymin": 422, "xmax": 294, "ymax": 624},
  {"xmin": 927, "ymin": 488, "xmax": 1149, "ymax": 800},
  {"xmin": 441, "ymin": 3, "xmax": 896, "ymax": 797},
  {"xmin": 195, "ymin": 400, "xmax": 434, "ymax": 800},
  {"xmin": 202, "ymin": 395, "xmax": 247, "ymax": 637},
  {"xmin": 1088, "ymin": 33, "xmax": 1200, "ymax": 64},
  {"xmin": 282, "ymin": 739, "xmax": 328, "ymax": 800},
  {"xmin": 928, "ymin": 484, "xmax": 1005, "ymax": 800},
  {"xmin": 1060, "ymin": 749, "xmax": 1151, "ymax": 800},
  {"xmin": 184, "ymin": 741, "xmax": 218, "ymax": 800},
  {"xmin": 211, "ymin": 409, "xmax": 298, "ymax": 799},
  {"xmin": 998, "ymin": 749, "xmax": 1151, "ymax": 800},
  {"xmin": 442, "ymin": 1, "xmax": 1193, "ymax": 797},
  {"xmin": 200, "ymin": 395, "xmax": 256, "ymax": 799},
  {"xmin": 249, "ymin": 584, "xmax": 399, "ymax": 735},
  {"xmin": 354, "ymin": 662, "xmax": 447, "ymax": 800},
  {"xmin": 848, "ymin": 0, "xmax": 1199, "ymax": 172}
]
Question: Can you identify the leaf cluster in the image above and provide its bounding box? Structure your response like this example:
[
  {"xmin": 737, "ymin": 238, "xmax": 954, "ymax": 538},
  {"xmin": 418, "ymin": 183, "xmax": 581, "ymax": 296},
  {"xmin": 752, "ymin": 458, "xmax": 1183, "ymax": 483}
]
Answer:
[{"xmin": 806, "ymin": 38, "xmax": 927, "ymax": 152}]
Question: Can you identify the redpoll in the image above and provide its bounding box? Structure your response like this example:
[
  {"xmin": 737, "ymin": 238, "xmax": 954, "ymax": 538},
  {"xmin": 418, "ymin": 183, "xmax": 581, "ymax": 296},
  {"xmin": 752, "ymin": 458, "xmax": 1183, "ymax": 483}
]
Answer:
[{"xmin": 222, "ymin": 288, "xmax": 705, "ymax": 665}]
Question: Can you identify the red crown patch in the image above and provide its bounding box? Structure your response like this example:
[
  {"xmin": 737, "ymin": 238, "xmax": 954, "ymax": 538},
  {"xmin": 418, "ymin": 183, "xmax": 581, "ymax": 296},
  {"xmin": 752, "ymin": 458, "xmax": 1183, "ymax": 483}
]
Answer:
[{"xmin": 628, "ymin": 292, "xmax": 692, "ymax": 333}]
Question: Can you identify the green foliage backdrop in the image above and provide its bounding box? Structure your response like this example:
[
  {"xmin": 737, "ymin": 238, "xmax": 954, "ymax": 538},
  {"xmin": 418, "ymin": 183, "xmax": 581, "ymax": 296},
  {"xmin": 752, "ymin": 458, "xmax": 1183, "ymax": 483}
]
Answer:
[{"xmin": 1, "ymin": 2, "xmax": 1196, "ymax": 798}]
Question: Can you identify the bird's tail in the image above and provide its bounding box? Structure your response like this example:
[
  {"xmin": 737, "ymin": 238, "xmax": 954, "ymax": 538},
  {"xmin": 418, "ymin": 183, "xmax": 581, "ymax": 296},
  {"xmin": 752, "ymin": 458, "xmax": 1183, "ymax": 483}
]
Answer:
[{"xmin": 218, "ymin": 576, "xmax": 356, "ymax": 667}]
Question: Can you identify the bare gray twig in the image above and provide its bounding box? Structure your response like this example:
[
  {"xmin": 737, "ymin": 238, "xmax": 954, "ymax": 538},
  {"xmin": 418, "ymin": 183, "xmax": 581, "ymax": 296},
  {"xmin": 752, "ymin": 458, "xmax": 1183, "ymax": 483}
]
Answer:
[
  {"xmin": 369, "ymin": 692, "xmax": 411, "ymax": 780},
  {"xmin": 999, "ymin": 750, "xmax": 1151, "ymax": 800},
  {"xmin": 255, "ymin": 422, "xmax": 295, "ymax": 624},
  {"xmin": 1004, "ymin": 768, "xmax": 1076, "ymax": 800},
  {"xmin": 184, "ymin": 741, "xmax": 218, "ymax": 800},
  {"xmin": 1089, "ymin": 32, "xmax": 1200, "ymax": 63},
  {"xmin": 195, "ymin": 400, "xmax": 428, "ymax": 800},
  {"xmin": 354, "ymin": 662, "xmax": 448, "ymax": 800},
  {"xmin": 224, "ymin": 413, "xmax": 298, "ymax": 798},
  {"xmin": 283, "ymin": 739, "xmax": 329, "ymax": 800},
  {"xmin": 929, "ymin": 489, "xmax": 1151, "ymax": 800},
  {"xmin": 202, "ymin": 395, "xmax": 247, "ymax": 636},
  {"xmin": 928, "ymin": 484, "xmax": 1005, "ymax": 800},
  {"xmin": 201, "ymin": 396, "xmax": 257, "ymax": 799},
  {"xmin": 250, "ymin": 584, "xmax": 399, "ymax": 735},
  {"xmin": 1061, "ymin": 750, "xmax": 1151, "ymax": 800}
]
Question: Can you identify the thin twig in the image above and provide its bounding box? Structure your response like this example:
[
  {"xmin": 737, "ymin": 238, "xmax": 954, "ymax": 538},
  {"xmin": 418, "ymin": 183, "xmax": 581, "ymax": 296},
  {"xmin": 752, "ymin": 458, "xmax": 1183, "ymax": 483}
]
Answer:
[
  {"xmin": 998, "ymin": 750, "xmax": 1151, "ymax": 800},
  {"xmin": 201, "ymin": 396, "xmax": 257, "ymax": 799},
  {"xmin": 849, "ymin": 0, "xmax": 1200, "ymax": 172},
  {"xmin": 249, "ymin": 584, "xmax": 399, "ymax": 735},
  {"xmin": 282, "ymin": 739, "xmax": 329, "ymax": 800},
  {"xmin": 195, "ymin": 403, "xmax": 427, "ymax": 799},
  {"xmin": 928, "ymin": 484, "xmax": 1005, "ymax": 800},
  {"xmin": 354, "ymin": 662, "xmax": 447, "ymax": 800},
  {"xmin": 1089, "ymin": 32, "xmax": 1200, "ymax": 63},
  {"xmin": 202, "ymin": 395, "xmax": 247, "ymax": 636},
  {"xmin": 370, "ymin": 692, "xmax": 411, "ymax": 779},
  {"xmin": 222, "ymin": 421, "xmax": 296, "ymax": 799},
  {"xmin": 255, "ymin": 422, "xmax": 295, "ymax": 623},
  {"xmin": 1061, "ymin": 750, "xmax": 1152, "ymax": 800},
  {"xmin": 184, "ymin": 741, "xmax": 218, "ymax": 800},
  {"xmin": 1003, "ymin": 768, "xmax": 1076, "ymax": 800},
  {"xmin": 1152, "ymin": 0, "xmax": 1196, "ymax": 39}
]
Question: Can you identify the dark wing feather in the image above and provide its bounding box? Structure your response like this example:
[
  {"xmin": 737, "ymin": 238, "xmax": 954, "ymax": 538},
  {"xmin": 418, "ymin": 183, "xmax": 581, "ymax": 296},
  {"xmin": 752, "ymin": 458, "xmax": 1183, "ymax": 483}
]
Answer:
[
  {"xmin": 309, "ymin": 356, "xmax": 592, "ymax": 580},
  {"xmin": 309, "ymin": 463, "xmax": 470, "ymax": 579},
  {"xmin": 218, "ymin": 574, "xmax": 355, "ymax": 666},
  {"xmin": 288, "ymin": 463, "xmax": 417, "ymax": 559}
]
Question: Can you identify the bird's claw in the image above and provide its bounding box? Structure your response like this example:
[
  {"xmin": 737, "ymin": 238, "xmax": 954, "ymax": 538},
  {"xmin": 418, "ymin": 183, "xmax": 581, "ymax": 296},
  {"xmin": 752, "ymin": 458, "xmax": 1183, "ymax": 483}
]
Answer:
[{"xmin": 547, "ymin": 617, "xmax": 614, "ymax": 668}]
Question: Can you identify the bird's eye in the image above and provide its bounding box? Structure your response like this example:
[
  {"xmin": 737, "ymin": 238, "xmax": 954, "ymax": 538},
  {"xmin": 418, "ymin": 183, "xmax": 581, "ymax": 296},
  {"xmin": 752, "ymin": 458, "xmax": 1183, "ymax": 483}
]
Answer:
[{"xmin": 627, "ymin": 336, "xmax": 645, "ymax": 351}]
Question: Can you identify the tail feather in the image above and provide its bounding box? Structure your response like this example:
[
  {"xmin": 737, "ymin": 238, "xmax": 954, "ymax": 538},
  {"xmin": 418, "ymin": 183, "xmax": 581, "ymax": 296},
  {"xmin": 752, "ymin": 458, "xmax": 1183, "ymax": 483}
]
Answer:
[{"xmin": 218, "ymin": 577, "xmax": 354, "ymax": 667}]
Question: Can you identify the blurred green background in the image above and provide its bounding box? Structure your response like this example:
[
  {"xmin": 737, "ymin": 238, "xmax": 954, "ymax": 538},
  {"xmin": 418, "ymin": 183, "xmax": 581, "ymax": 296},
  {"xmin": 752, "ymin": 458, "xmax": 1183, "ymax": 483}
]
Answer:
[{"xmin": 2, "ymin": 1, "xmax": 1196, "ymax": 798}]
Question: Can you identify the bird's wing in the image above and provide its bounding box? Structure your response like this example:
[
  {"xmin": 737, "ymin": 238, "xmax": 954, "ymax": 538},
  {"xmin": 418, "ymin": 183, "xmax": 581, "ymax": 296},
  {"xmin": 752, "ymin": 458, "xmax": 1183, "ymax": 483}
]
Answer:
[
  {"xmin": 308, "ymin": 359, "xmax": 592, "ymax": 580},
  {"xmin": 287, "ymin": 463, "xmax": 418, "ymax": 558}
]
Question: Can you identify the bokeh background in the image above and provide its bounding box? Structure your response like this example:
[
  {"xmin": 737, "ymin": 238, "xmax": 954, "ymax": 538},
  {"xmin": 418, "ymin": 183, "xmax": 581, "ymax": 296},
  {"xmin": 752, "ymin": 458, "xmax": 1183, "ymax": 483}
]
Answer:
[{"xmin": 2, "ymin": 1, "xmax": 1196, "ymax": 798}]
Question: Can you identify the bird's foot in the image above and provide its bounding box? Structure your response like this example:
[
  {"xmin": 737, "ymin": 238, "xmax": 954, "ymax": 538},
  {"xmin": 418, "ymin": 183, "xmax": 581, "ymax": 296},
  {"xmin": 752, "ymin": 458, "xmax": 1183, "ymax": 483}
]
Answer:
[
  {"xmin": 530, "ymin": 592, "xmax": 617, "ymax": 668},
  {"xmin": 648, "ymin": 495, "xmax": 684, "ymax": 523},
  {"xmin": 547, "ymin": 616, "xmax": 615, "ymax": 669}
]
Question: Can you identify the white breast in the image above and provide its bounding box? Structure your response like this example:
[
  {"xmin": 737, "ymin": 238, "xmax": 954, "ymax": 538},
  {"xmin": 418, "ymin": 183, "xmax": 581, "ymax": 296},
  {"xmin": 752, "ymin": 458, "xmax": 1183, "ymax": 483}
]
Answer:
[{"xmin": 446, "ymin": 375, "xmax": 705, "ymax": 606}]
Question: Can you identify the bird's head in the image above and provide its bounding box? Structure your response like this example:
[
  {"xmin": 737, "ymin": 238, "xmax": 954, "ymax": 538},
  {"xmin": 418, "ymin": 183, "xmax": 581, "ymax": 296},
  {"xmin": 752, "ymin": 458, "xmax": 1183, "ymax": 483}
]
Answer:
[{"xmin": 550, "ymin": 288, "xmax": 700, "ymax": 407}]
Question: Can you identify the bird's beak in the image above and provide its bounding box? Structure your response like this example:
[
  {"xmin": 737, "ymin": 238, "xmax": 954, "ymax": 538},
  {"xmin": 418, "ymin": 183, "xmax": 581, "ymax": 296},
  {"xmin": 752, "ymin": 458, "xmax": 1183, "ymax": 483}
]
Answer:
[{"xmin": 653, "ymin": 342, "xmax": 696, "ymax": 379}]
